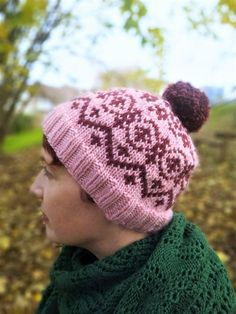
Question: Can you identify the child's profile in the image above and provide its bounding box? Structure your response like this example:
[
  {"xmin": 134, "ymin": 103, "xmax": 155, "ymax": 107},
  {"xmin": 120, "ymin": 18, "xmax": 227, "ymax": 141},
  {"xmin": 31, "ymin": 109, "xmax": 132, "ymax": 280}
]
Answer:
[{"xmin": 30, "ymin": 82, "xmax": 236, "ymax": 313}]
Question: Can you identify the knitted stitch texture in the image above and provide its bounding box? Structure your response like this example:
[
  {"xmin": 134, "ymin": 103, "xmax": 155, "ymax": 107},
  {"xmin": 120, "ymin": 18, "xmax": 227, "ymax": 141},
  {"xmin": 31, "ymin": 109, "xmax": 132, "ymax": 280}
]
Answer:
[
  {"xmin": 42, "ymin": 86, "xmax": 208, "ymax": 233},
  {"xmin": 35, "ymin": 213, "xmax": 236, "ymax": 314}
]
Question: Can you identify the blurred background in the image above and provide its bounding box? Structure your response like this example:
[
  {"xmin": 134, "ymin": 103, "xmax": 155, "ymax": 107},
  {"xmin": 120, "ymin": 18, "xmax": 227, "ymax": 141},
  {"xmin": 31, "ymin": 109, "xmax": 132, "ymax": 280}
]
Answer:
[{"xmin": 0, "ymin": 0, "xmax": 235, "ymax": 313}]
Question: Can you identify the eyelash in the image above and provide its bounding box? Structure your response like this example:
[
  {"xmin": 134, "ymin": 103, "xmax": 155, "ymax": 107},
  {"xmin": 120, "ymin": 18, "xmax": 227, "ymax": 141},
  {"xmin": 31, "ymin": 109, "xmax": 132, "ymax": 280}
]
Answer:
[{"xmin": 42, "ymin": 166, "xmax": 53, "ymax": 178}]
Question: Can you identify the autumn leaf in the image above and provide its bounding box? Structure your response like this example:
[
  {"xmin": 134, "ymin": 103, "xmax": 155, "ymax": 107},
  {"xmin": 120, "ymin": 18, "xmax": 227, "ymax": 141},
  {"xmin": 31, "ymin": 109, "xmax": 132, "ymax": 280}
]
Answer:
[
  {"xmin": 216, "ymin": 250, "xmax": 229, "ymax": 263},
  {"xmin": 0, "ymin": 276, "xmax": 7, "ymax": 294},
  {"xmin": 0, "ymin": 235, "xmax": 11, "ymax": 250}
]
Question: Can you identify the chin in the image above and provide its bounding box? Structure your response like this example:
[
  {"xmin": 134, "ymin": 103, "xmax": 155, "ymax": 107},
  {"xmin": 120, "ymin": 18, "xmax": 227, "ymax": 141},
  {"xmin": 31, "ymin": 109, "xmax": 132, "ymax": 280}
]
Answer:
[
  {"xmin": 45, "ymin": 227, "xmax": 60, "ymax": 243},
  {"xmin": 45, "ymin": 230, "xmax": 72, "ymax": 246}
]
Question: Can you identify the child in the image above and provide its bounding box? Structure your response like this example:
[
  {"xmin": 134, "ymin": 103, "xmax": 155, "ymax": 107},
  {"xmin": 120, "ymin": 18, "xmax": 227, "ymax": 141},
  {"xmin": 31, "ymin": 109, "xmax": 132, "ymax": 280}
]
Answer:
[{"xmin": 30, "ymin": 82, "xmax": 236, "ymax": 313}]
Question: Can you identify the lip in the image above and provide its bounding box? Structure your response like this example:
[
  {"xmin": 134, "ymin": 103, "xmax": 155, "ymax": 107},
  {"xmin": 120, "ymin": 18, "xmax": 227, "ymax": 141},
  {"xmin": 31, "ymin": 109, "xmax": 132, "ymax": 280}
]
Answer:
[{"xmin": 41, "ymin": 212, "xmax": 49, "ymax": 223}]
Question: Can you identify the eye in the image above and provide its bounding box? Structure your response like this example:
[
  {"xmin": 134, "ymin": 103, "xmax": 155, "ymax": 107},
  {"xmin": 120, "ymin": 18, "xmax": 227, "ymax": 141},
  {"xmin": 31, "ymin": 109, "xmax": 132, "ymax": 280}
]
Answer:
[{"xmin": 42, "ymin": 166, "xmax": 53, "ymax": 179}]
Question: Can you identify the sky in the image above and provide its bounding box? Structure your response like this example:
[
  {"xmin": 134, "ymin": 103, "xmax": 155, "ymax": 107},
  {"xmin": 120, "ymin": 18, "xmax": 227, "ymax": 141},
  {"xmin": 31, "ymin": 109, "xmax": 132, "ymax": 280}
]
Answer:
[{"xmin": 31, "ymin": 0, "xmax": 236, "ymax": 92}]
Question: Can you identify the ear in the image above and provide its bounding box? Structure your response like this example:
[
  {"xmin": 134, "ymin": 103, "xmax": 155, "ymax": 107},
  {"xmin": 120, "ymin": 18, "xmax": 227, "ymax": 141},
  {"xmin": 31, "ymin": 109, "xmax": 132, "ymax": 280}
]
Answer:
[{"xmin": 80, "ymin": 188, "xmax": 96, "ymax": 204}]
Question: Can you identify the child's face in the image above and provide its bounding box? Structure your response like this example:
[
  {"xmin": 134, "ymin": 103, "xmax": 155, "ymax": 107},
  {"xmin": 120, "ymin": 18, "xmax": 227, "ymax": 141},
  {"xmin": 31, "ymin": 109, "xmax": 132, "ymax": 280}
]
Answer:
[{"xmin": 30, "ymin": 148, "xmax": 110, "ymax": 247}]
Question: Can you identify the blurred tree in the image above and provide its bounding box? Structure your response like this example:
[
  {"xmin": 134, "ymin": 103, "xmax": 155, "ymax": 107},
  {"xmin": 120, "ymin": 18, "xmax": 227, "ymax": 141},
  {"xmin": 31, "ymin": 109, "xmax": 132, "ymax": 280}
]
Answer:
[
  {"xmin": 0, "ymin": 0, "xmax": 72, "ymax": 149},
  {"xmin": 0, "ymin": 0, "xmax": 164, "ymax": 151},
  {"xmin": 9, "ymin": 112, "xmax": 34, "ymax": 134},
  {"xmin": 99, "ymin": 68, "xmax": 166, "ymax": 93},
  {"xmin": 183, "ymin": 0, "xmax": 236, "ymax": 35},
  {"xmin": 118, "ymin": 0, "xmax": 164, "ymax": 55},
  {"xmin": 0, "ymin": 0, "xmax": 235, "ymax": 151},
  {"xmin": 218, "ymin": 0, "xmax": 236, "ymax": 28}
]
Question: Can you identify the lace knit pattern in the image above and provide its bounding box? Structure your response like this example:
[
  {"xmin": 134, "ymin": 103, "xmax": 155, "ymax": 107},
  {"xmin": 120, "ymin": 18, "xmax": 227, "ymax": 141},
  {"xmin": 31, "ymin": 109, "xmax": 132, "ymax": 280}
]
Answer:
[{"xmin": 36, "ymin": 213, "xmax": 236, "ymax": 314}]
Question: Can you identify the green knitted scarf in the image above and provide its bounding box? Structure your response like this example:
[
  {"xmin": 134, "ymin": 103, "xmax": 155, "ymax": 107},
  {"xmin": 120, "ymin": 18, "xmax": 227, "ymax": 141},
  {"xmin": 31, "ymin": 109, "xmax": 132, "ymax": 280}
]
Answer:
[{"xmin": 36, "ymin": 213, "xmax": 236, "ymax": 314}]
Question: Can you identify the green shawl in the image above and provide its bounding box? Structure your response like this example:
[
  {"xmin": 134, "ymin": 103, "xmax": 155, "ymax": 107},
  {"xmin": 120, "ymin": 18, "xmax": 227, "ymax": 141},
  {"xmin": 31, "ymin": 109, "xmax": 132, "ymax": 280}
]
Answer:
[{"xmin": 36, "ymin": 213, "xmax": 236, "ymax": 313}]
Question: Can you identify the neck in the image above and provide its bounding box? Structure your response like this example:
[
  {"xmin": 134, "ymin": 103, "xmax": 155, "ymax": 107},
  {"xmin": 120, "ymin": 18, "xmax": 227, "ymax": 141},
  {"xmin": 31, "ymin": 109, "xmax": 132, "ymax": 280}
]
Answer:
[{"xmin": 83, "ymin": 225, "xmax": 149, "ymax": 260}]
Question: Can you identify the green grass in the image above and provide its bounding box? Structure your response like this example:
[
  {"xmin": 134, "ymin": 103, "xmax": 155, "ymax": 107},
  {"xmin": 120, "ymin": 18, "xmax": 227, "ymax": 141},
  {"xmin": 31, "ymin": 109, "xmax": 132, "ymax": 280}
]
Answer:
[
  {"xmin": 194, "ymin": 101, "xmax": 236, "ymax": 139},
  {"xmin": 209, "ymin": 102, "xmax": 236, "ymax": 129},
  {"xmin": 3, "ymin": 128, "xmax": 43, "ymax": 154}
]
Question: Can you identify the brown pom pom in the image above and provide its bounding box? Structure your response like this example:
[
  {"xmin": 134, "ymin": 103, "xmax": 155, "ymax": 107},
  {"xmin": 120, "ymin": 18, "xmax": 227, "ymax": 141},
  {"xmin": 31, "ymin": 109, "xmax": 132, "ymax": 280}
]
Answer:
[{"xmin": 162, "ymin": 81, "xmax": 210, "ymax": 132}]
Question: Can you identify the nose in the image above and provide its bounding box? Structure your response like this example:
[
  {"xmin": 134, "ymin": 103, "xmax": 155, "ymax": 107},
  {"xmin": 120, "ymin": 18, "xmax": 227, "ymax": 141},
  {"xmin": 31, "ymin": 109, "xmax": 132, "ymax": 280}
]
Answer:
[{"xmin": 29, "ymin": 171, "xmax": 43, "ymax": 198}]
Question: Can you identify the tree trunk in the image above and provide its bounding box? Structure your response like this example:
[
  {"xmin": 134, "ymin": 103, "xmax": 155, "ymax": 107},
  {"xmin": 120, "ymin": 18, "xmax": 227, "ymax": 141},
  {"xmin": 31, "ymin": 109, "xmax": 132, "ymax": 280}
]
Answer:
[{"xmin": 0, "ymin": 125, "xmax": 7, "ymax": 154}]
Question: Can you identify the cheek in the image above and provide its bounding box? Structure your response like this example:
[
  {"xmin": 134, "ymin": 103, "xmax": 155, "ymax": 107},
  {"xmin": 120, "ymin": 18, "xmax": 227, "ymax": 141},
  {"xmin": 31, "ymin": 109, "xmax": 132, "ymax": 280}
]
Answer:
[{"xmin": 43, "ymin": 182, "xmax": 80, "ymax": 218}]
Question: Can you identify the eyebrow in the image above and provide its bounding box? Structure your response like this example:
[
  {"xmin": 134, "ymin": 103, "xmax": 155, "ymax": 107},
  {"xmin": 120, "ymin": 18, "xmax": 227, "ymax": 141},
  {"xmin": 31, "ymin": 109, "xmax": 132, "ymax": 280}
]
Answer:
[{"xmin": 40, "ymin": 156, "xmax": 53, "ymax": 166}]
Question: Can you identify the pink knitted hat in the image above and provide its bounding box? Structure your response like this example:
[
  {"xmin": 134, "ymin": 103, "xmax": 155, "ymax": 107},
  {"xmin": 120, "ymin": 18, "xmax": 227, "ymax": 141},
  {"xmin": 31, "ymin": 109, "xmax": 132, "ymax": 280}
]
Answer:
[{"xmin": 42, "ymin": 81, "xmax": 210, "ymax": 233}]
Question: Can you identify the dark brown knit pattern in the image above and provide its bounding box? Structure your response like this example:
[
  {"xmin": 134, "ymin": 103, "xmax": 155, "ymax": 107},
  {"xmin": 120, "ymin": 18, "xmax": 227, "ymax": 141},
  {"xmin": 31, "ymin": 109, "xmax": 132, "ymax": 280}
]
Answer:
[{"xmin": 70, "ymin": 88, "xmax": 196, "ymax": 210}]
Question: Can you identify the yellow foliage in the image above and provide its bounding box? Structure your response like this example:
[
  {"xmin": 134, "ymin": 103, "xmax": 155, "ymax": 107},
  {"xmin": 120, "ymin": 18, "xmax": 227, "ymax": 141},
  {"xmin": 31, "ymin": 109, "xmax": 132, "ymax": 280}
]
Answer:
[
  {"xmin": 218, "ymin": 0, "xmax": 236, "ymax": 27},
  {"xmin": 12, "ymin": 228, "xmax": 20, "ymax": 238},
  {"xmin": 0, "ymin": 235, "xmax": 11, "ymax": 250},
  {"xmin": 41, "ymin": 248, "xmax": 54, "ymax": 260},
  {"xmin": 0, "ymin": 41, "xmax": 13, "ymax": 54},
  {"xmin": 32, "ymin": 283, "xmax": 45, "ymax": 292},
  {"xmin": 1, "ymin": 117, "xmax": 236, "ymax": 313},
  {"xmin": 15, "ymin": 294, "xmax": 29, "ymax": 309},
  {"xmin": 218, "ymin": 0, "xmax": 236, "ymax": 14},
  {"xmin": 0, "ymin": 22, "xmax": 8, "ymax": 40},
  {"xmin": 32, "ymin": 291, "xmax": 42, "ymax": 303},
  {"xmin": 21, "ymin": 0, "xmax": 48, "ymax": 25},
  {"xmin": 32, "ymin": 270, "xmax": 44, "ymax": 280},
  {"xmin": 0, "ymin": 276, "xmax": 7, "ymax": 294},
  {"xmin": 216, "ymin": 250, "xmax": 229, "ymax": 263}
]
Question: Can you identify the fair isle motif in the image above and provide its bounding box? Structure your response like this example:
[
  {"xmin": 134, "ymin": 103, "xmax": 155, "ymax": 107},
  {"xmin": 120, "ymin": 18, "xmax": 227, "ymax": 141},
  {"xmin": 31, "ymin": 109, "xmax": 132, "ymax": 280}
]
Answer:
[{"xmin": 72, "ymin": 89, "xmax": 196, "ymax": 209}]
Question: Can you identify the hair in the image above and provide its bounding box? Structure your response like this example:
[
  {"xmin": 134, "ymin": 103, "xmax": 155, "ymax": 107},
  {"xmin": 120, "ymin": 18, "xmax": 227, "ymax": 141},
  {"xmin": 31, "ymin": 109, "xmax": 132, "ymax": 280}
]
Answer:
[{"xmin": 42, "ymin": 134, "xmax": 96, "ymax": 204}]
